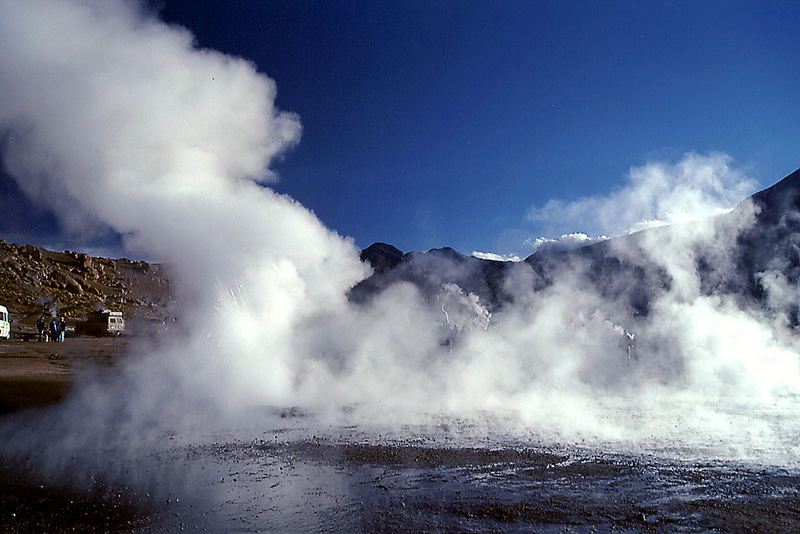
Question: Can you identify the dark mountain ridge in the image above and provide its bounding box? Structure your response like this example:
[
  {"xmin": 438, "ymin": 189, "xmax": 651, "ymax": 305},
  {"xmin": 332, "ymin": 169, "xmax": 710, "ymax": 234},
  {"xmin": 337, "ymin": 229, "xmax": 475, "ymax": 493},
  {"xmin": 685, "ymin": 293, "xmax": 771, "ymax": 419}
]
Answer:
[{"xmin": 352, "ymin": 168, "xmax": 800, "ymax": 321}]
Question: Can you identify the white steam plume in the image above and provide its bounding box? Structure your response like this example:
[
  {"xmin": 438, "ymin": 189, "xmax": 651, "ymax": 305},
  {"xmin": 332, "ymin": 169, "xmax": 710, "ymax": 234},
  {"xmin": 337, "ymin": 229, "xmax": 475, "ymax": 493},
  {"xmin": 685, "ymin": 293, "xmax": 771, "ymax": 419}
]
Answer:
[
  {"xmin": 471, "ymin": 251, "xmax": 521, "ymax": 262},
  {"xmin": 526, "ymin": 232, "xmax": 607, "ymax": 254},
  {"xmin": 527, "ymin": 153, "xmax": 759, "ymax": 239},
  {"xmin": 0, "ymin": 0, "xmax": 368, "ymax": 415}
]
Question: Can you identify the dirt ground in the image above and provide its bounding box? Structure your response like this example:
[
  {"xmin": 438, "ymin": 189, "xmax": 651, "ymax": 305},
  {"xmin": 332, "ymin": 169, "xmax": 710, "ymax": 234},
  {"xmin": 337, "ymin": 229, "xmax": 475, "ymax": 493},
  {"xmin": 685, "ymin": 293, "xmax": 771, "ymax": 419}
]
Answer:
[
  {"xmin": 0, "ymin": 337, "xmax": 132, "ymax": 415},
  {"xmin": 0, "ymin": 336, "xmax": 156, "ymax": 532}
]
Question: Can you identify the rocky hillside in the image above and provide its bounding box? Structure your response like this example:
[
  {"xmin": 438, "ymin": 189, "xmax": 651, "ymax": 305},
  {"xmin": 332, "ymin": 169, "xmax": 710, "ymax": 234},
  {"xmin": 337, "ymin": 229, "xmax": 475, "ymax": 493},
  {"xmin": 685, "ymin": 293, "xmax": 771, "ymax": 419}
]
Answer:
[{"xmin": 0, "ymin": 241, "xmax": 172, "ymax": 329}]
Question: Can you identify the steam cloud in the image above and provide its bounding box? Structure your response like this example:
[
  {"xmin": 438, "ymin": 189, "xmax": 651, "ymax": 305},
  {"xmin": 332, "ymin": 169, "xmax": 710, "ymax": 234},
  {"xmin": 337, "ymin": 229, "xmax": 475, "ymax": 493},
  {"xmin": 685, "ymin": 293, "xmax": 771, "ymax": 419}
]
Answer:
[
  {"xmin": 526, "ymin": 232, "xmax": 607, "ymax": 253},
  {"xmin": 528, "ymin": 153, "xmax": 759, "ymax": 238},
  {"xmin": 471, "ymin": 251, "xmax": 522, "ymax": 262},
  {"xmin": 1, "ymin": 0, "xmax": 800, "ymax": 500}
]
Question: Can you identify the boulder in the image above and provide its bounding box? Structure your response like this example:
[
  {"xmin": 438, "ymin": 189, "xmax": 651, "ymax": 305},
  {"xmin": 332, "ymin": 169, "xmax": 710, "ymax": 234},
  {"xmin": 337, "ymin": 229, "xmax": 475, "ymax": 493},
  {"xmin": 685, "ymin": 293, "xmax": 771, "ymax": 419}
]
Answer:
[
  {"xmin": 52, "ymin": 269, "xmax": 84, "ymax": 295},
  {"xmin": 4, "ymin": 257, "xmax": 21, "ymax": 273},
  {"xmin": 77, "ymin": 253, "xmax": 93, "ymax": 270}
]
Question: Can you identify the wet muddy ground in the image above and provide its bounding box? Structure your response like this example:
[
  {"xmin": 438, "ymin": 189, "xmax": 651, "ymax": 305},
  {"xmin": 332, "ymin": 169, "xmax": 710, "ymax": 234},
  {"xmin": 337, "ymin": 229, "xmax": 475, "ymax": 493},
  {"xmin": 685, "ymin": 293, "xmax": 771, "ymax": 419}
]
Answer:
[
  {"xmin": 139, "ymin": 432, "xmax": 800, "ymax": 533},
  {"xmin": 4, "ymin": 433, "xmax": 800, "ymax": 532},
  {"xmin": 0, "ymin": 462, "xmax": 150, "ymax": 533},
  {"xmin": 1, "ymin": 339, "xmax": 799, "ymax": 532}
]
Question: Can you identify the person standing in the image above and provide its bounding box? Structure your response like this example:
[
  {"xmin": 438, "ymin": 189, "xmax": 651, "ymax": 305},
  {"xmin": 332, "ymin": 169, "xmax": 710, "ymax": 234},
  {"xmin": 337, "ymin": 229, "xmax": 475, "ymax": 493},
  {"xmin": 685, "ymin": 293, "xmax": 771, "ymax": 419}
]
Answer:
[
  {"xmin": 36, "ymin": 315, "xmax": 46, "ymax": 342},
  {"xmin": 49, "ymin": 316, "xmax": 58, "ymax": 343},
  {"xmin": 57, "ymin": 316, "xmax": 66, "ymax": 342}
]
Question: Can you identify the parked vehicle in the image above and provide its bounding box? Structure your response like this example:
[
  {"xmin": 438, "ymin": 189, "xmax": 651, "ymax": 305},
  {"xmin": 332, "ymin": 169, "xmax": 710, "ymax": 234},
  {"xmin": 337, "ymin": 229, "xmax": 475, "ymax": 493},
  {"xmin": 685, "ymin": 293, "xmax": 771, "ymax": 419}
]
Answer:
[
  {"xmin": 79, "ymin": 310, "xmax": 125, "ymax": 336},
  {"xmin": 0, "ymin": 305, "xmax": 9, "ymax": 339}
]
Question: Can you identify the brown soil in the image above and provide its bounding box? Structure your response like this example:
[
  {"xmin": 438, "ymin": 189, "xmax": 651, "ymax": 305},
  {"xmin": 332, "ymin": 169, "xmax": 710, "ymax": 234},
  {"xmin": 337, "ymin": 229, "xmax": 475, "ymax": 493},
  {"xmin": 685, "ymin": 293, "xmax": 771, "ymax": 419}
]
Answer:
[
  {"xmin": 0, "ymin": 336, "xmax": 156, "ymax": 532},
  {"xmin": 0, "ymin": 337, "xmax": 131, "ymax": 414}
]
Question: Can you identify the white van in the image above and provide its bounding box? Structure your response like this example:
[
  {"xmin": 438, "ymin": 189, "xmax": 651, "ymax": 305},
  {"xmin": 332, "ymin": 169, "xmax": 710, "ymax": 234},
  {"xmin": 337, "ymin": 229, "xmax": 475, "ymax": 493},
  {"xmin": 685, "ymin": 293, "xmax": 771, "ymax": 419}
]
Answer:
[
  {"xmin": 83, "ymin": 310, "xmax": 125, "ymax": 336},
  {"xmin": 0, "ymin": 305, "xmax": 10, "ymax": 339}
]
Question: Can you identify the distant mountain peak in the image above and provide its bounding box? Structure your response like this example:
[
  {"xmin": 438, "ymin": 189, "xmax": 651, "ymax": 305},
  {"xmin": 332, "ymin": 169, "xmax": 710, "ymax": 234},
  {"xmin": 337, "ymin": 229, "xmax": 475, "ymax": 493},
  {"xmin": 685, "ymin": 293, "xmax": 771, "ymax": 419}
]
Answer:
[
  {"xmin": 745, "ymin": 167, "xmax": 800, "ymax": 225},
  {"xmin": 360, "ymin": 242, "xmax": 404, "ymax": 274}
]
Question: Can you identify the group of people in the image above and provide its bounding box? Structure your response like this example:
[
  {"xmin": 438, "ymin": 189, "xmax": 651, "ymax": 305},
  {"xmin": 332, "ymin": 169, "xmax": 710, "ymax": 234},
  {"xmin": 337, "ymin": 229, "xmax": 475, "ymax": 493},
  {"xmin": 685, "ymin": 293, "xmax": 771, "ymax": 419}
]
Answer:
[{"xmin": 36, "ymin": 315, "xmax": 66, "ymax": 342}]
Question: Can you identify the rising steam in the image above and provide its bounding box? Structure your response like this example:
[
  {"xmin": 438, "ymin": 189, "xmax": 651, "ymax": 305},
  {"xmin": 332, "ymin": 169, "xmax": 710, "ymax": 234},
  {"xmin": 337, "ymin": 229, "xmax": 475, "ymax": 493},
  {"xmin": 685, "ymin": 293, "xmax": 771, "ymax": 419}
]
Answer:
[
  {"xmin": 528, "ymin": 152, "xmax": 759, "ymax": 238},
  {"xmin": 1, "ymin": 0, "xmax": 799, "ymax": 482}
]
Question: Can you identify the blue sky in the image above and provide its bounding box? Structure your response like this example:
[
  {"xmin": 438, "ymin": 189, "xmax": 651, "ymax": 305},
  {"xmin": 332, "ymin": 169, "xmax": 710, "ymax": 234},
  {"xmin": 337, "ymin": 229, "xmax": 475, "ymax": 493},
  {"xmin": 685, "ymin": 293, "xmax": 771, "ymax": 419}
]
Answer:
[{"xmin": 3, "ymin": 1, "xmax": 799, "ymax": 257}]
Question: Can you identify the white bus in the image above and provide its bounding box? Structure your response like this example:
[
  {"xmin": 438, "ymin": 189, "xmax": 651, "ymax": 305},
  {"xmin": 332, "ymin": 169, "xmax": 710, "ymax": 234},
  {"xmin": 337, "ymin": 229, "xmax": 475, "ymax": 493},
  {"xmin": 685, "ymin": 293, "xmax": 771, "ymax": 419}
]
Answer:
[{"xmin": 0, "ymin": 305, "xmax": 10, "ymax": 339}]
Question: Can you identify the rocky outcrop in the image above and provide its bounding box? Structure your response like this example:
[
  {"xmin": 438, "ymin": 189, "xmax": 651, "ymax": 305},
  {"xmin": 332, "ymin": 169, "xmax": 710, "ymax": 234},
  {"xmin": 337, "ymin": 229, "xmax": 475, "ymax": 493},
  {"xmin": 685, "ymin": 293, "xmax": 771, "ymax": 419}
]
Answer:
[
  {"xmin": 351, "ymin": 245, "xmax": 517, "ymax": 311},
  {"xmin": 360, "ymin": 243, "xmax": 404, "ymax": 274}
]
